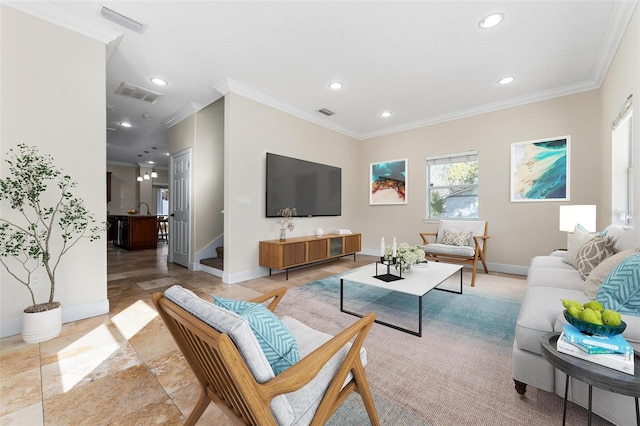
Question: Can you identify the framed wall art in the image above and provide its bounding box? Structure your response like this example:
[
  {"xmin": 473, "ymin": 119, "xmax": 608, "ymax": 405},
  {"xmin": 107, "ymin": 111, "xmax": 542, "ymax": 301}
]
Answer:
[
  {"xmin": 370, "ymin": 158, "xmax": 407, "ymax": 205},
  {"xmin": 510, "ymin": 136, "xmax": 570, "ymax": 202}
]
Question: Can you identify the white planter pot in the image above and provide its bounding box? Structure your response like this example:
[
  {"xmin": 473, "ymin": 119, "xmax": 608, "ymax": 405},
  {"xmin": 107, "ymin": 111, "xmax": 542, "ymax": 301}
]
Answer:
[{"xmin": 22, "ymin": 306, "xmax": 62, "ymax": 343}]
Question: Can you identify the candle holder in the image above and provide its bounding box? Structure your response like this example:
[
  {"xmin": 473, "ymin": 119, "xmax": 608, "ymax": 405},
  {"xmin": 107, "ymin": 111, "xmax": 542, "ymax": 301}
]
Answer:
[{"xmin": 373, "ymin": 257, "xmax": 404, "ymax": 282}]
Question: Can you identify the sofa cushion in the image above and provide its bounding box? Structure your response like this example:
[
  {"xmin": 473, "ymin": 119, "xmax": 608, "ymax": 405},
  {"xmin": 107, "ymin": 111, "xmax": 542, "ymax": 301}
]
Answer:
[
  {"xmin": 584, "ymin": 248, "xmax": 640, "ymax": 298},
  {"xmin": 423, "ymin": 243, "xmax": 475, "ymax": 257},
  {"xmin": 526, "ymin": 267, "xmax": 584, "ymax": 291},
  {"xmin": 530, "ymin": 254, "xmax": 577, "ymax": 271},
  {"xmin": 280, "ymin": 316, "xmax": 367, "ymax": 425},
  {"xmin": 212, "ymin": 295, "xmax": 300, "ymax": 375},
  {"xmin": 596, "ymin": 253, "xmax": 640, "ymax": 316},
  {"xmin": 515, "ymin": 286, "xmax": 589, "ymax": 355},
  {"xmin": 575, "ymin": 236, "xmax": 615, "ymax": 280}
]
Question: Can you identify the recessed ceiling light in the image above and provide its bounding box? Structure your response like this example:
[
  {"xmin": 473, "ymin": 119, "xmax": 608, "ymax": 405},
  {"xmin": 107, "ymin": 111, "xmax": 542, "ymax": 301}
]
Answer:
[
  {"xmin": 328, "ymin": 81, "xmax": 343, "ymax": 90},
  {"xmin": 120, "ymin": 121, "xmax": 133, "ymax": 128},
  {"xmin": 150, "ymin": 77, "xmax": 168, "ymax": 86},
  {"xmin": 479, "ymin": 13, "xmax": 504, "ymax": 29},
  {"xmin": 380, "ymin": 111, "xmax": 392, "ymax": 118},
  {"xmin": 497, "ymin": 76, "xmax": 515, "ymax": 85}
]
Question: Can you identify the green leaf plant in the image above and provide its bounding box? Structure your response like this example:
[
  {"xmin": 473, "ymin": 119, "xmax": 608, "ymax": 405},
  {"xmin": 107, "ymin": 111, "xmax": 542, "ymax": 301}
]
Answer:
[{"xmin": 0, "ymin": 144, "xmax": 103, "ymax": 313}]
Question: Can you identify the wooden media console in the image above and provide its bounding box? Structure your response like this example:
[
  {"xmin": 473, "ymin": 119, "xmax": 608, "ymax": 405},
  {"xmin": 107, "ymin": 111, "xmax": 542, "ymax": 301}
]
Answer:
[{"xmin": 259, "ymin": 233, "xmax": 361, "ymax": 279}]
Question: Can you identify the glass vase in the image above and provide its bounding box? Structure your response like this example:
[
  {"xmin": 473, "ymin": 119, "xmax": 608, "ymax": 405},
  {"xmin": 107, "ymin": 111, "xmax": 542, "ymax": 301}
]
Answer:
[{"xmin": 280, "ymin": 229, "xmax": 287, "ymax": 241}]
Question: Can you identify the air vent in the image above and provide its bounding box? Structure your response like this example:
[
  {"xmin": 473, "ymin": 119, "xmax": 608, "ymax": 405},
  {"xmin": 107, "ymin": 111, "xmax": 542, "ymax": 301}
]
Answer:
[
  {"xmin": 100, "ymin": 6, "xmax": 147, "ymax": 34},
  {"xmin": 318, "ymin": 108, "xmax": 335, "ymax": 116},
  {"xmin": 115, "ymin": 82, "xmax": 162, "ymax": 103}
]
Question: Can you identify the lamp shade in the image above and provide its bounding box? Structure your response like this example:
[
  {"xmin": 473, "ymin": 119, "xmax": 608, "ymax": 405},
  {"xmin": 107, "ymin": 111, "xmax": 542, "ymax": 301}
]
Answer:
[{"xmin": 559, "ymin": 205, "xmax": 596, "ymax": 232}]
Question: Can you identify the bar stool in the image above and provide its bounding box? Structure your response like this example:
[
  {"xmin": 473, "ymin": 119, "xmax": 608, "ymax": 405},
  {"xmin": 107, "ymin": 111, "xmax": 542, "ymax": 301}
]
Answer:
[{"xmin": 157, "ymin": 216, "xmax": 168, "ymax": 242}]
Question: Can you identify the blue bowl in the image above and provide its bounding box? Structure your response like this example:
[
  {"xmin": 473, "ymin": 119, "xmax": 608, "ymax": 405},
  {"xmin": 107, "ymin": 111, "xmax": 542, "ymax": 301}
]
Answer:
[{"xmin": 563, "ymin": 310, "xmax": 626, "ymax": 336}]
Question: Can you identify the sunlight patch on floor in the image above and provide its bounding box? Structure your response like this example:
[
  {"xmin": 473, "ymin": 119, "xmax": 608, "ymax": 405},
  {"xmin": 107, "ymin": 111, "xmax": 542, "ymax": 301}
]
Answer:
[
  {"xmin": 57, "ymin": 325, "xmax": 119, "ymax": 393},
  {"xmin": 112, "ymin": 299, "xmax": 158, "ymax": 339}
]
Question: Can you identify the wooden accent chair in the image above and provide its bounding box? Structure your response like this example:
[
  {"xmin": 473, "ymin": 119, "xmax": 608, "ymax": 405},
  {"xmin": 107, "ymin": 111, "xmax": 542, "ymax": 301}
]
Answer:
[
  {"xmin": 152, "ymin": 285, "xmax": 379, "ymax": 426},
  {"xmin": 419, "ymin": 220, "xmax": 489, "ymax": 287}
]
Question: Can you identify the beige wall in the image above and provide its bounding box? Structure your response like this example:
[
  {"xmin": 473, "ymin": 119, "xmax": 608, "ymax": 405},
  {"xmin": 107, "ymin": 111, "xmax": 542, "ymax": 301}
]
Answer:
[
  {"xmin": 108, "ymin": 165, "xmax": 169, "ymax": 215},
  {"xmin": 224, "ymin": 92, "xmax": 360, "ymax": 281},
  {"xmin": 599, "ymin": 5, "xmax": 639, "ymax": 229},
  {"xmin": 194, "ymin": 100, "xmax": 225, "ymax": 255},
  {"xmin": 0, "ymin": 6, "xmax": 108, "ymax": 335},
  {"xmin": 358, "ymin": 91, "xmax": 602, "ymax": 271},
  {"xmin": 107, "ymin": 164, "xmax": 139, "ymax": 215}
]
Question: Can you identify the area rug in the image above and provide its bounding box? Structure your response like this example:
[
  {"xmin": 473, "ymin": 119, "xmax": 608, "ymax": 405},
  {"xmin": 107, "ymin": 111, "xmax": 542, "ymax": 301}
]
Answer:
[{"xmin": 275, "ymin": 269, "xmax": 614, "ymax": 426}]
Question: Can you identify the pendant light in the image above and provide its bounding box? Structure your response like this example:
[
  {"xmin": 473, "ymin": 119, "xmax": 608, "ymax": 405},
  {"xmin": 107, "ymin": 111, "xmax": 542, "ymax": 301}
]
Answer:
[
  {"xmin": 137, "ymin": 175, "xmax": 143, "ymax": 182},
  {"xmin": 151, "ymin": 169, "xmax": 158, "ymax": 178},
  {"xmin": 143, "ymin": 170, "xmax": 150, "ymax": 180}
]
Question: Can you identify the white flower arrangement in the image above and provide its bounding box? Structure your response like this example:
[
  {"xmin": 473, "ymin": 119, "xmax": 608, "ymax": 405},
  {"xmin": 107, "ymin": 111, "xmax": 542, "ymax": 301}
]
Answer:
[
  {"xmin": 384, "ymin": 242, "xmax": 425, "ymax": 271},
  {"xmin": 276, "ymin": 207, "xmax": 296, "ymax": 239}
]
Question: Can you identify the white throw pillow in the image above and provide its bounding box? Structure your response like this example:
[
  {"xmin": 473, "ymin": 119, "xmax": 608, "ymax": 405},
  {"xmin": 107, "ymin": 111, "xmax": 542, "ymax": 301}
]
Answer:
[{"xmin": 563, "ymin": 225, "xmax": 596, "ymax": 268}]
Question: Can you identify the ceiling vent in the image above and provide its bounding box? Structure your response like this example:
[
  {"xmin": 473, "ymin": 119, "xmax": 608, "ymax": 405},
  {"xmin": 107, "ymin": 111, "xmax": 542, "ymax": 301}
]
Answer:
[
  {"xmin": 100, "ymin": 6, "xmax": 147, "ymax": 34},
  {"xmin": 318, "ymin": 108, "xmax": 335, "ymax": 116},
  {"xmin": 115, "ymin": 82, "xmax": 162, "ymax": 103}
]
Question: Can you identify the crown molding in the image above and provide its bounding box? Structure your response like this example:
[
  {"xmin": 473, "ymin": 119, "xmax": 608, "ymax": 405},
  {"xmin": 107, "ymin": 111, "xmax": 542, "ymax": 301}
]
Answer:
[
  {"xmin": 360, "ymin": 80, "xmax": 599, "ymax": 140},
  {"xmin": 162, "ymin": 102, "xmax": 205, "ymax": 129},
  {"xmin": 214, "ymin": 79, "xmax": 360, "ymax": 139},
  {"xmin": 590, "ymin": 0, "xmax": 638, "ymax": 85}
]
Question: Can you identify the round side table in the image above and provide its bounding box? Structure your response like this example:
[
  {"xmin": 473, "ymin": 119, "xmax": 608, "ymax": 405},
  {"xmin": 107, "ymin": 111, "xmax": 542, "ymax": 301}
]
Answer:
[{"xmin": 540, "ymin": 332, "xmax": 640, "ymax": 426}]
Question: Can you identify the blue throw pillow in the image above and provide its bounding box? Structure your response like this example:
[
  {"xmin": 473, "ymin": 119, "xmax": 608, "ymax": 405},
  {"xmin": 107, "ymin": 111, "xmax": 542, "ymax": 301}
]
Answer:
[
  {"xmin": 212, "ymin": 295, "xmax": 300, "ymax": 374},
  {"xmin": 596, "ymin": 253, "xmax": 640, "ymax": 316}
]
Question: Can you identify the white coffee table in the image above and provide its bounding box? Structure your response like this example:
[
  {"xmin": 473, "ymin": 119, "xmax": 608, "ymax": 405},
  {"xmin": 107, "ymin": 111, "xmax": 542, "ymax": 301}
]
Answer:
[{"xmin": 340, "ymin": 262, "xmax": 463, "ymax": 336}]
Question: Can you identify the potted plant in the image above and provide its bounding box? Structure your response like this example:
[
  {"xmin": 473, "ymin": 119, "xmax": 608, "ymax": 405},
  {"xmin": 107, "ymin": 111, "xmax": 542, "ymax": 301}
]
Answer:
[{"xmin": 0, "ymin": 144, "xmax": 102, "ymax": 343}]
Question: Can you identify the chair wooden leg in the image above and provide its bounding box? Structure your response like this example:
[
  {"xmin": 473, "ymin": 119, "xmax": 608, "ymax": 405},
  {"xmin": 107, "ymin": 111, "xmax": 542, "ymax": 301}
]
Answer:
[
  {"xmin": 184, "ymin": 386, "xmax": 211, "ymax": 426},
  {"xmin": 353, "ymin": 363, "xmax": 380, "ymax": 426},
  {"xmin": 470, "ymin": 257, "xmax": 479, "ymax": 287}
]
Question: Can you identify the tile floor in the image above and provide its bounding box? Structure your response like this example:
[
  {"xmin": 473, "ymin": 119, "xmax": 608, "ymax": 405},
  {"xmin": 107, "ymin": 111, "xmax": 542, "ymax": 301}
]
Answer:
[{"xmin": 0, "ymin": 243, "xmax": 377, "ymax": 425}]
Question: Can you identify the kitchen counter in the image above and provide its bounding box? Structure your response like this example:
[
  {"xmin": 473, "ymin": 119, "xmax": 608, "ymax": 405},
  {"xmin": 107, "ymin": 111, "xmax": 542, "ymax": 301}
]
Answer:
[{"xmin": 108, "ymin": 215, "xmax": 158, "ymax": 250}]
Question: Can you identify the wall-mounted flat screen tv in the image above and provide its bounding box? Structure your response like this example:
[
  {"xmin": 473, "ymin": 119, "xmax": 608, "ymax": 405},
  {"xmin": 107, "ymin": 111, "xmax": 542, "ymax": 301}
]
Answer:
[{"xmin": 266, "ymin": 153, "xmax": 341, "ymax": 217}]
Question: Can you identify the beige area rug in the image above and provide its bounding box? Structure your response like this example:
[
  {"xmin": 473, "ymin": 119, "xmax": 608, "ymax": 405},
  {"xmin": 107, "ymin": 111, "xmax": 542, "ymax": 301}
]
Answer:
[
  {"xmin": 274, "ymin": 270, "xmax": 614, "ymax": 426},
  {"xmin": 136, "ymin": 277, "xmax": 179, "ymax": 290}
]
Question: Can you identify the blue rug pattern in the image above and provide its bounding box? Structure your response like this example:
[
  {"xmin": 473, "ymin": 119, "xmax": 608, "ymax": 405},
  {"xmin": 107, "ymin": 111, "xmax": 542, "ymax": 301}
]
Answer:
[{"xmin": 301, "ymin": 269, "xmax": 520, "ymax": 345}]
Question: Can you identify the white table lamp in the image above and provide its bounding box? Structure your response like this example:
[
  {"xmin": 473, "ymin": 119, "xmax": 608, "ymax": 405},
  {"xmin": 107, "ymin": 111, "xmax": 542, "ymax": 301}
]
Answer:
[{"xmin": 559, "ymin": 205, "xmax": 596, "ymax": 233}]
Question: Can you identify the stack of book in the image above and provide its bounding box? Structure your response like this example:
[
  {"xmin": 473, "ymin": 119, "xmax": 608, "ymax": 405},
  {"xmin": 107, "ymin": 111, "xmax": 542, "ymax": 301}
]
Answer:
[{"xmin": 557, "ymin": 323, "xmax": 635, "ymax": 376}]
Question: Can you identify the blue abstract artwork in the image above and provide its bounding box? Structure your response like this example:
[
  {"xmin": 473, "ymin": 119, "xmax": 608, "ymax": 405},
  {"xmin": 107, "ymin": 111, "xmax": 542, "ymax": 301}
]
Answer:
[{"xmin": 511, "ymin": 136, "xmax": 570, "ymax": 202}]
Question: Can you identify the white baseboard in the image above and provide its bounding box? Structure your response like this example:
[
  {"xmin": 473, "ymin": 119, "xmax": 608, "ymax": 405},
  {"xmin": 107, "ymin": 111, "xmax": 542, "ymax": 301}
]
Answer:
[{"xmin": 0, "ymin": 299, "xmax": 110, "ymax": 339}]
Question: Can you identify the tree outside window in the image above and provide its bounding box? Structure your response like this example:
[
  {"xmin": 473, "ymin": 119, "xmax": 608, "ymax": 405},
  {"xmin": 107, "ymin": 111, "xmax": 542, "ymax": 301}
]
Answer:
[{"xmin": 427, "ymin": 152, "xmax": 478, "ymax": 219}]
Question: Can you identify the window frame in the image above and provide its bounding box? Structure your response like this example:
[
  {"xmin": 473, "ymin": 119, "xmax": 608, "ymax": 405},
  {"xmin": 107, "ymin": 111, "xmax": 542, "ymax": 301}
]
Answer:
[
  {"xmin": 426, "ymin": 150, "xmax": 479, "ymax": 220},
  {"xmin": 611, "ymin": 95, "xmax": 633, "ymax": 227}
]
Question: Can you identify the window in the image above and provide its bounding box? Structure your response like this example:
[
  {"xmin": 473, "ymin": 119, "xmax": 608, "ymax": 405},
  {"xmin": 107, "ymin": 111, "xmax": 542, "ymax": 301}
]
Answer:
[
  {"xmin": 426, "ymin": 151, "xmax": 478, "ymax": 219},
  {"xmin": 611, "ymin": 95, "xmax": 633, "ymax": 226}
]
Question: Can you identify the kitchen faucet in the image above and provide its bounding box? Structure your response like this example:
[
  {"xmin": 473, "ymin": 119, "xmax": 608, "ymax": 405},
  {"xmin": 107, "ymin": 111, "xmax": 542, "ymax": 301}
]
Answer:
[{"xmin": 137, "ymin": 202, "xmax": 150, "ymax": 215}]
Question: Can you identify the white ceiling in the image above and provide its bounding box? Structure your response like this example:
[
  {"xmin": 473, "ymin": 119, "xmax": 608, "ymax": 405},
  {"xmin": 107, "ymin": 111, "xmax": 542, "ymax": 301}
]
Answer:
[{"xmin": 8, "ymin": 1, "xmax": 638, "ymax": 169}]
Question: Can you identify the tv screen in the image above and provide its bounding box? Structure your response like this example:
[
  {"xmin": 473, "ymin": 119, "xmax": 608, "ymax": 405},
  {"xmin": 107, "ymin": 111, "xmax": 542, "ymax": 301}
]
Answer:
[{"xmin": 266, "ymin": 153, "xmax": 341, "ymax": 217}]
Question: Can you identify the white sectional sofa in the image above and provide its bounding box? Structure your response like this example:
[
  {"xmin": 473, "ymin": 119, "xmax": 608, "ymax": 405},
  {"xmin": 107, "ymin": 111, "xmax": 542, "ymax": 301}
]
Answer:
[{"xmin": 512, "ymin": 225, "xmax": 640, "ymax": 425}]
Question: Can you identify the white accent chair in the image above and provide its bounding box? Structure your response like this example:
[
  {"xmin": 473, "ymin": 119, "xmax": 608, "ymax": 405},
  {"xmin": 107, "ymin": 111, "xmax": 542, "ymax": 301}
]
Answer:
[{"xmin": 419, "ymin": 220, "xmax": 489, "ymax": 287}]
